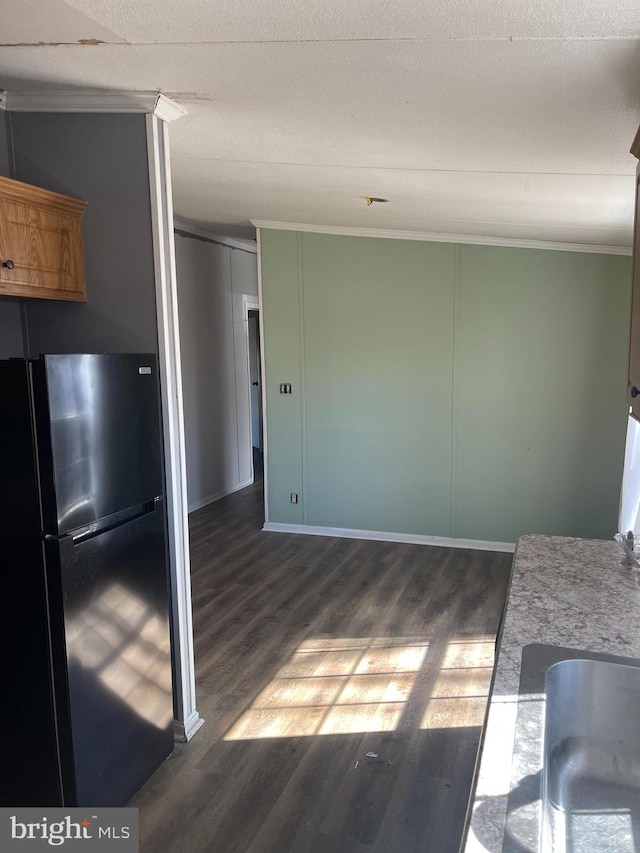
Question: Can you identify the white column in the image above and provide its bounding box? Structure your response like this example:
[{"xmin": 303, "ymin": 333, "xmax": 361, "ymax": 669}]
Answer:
[{"xmin": 146, "ymin": 107, "xmax": 204, "ymax": 742}]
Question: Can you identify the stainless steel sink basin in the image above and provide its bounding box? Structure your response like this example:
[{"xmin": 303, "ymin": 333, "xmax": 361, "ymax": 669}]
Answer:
[{"xmin": 542, "ymin": 659, "xmax": 640, "ymax": 852}]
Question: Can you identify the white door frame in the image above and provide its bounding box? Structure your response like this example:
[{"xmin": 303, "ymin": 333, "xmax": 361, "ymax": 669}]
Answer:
[
  {"xmin": 245, "ymin": 298, "xmax": 261, "ymax": 481},
  {"xmin": 255, "ymin": 229, "xmax": 270, "ymax": 523}
]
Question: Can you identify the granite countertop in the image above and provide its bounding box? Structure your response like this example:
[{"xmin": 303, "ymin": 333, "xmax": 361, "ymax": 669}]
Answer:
[{"xmin": 462, "ymin": 533, "xmax": 640, "ymax": 853}]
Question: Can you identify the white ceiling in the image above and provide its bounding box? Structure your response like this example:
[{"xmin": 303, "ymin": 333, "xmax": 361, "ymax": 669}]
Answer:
[{"xmin": 1, "ymin": 0, "xmax": 639, "ymax": 246}]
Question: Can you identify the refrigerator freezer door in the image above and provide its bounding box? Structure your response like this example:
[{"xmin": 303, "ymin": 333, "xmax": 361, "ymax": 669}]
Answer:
[
  {"xmin": 46, "ymin": 502, "xmax": 174, "ymax": 807},
  {"xmin": 38, "ymin": 353, "xmax": 163, "ymax": 535},
  {"xmin": 0, "ymin": 358, "xmax": 66, "ymax": 807}
]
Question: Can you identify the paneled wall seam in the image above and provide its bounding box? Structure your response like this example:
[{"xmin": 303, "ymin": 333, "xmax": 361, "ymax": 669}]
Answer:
[
  {"xmin": 451, "ymin": 244, "xmax": 460, "ymax": 538},
  {"xmin": 298, "ymin": 232, "xmax": 308, "ymax": 525}
]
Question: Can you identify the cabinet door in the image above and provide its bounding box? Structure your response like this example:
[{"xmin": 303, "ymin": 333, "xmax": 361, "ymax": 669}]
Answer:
[
  {"xmin": 629, "ymin": 165, "xmax": 640, "ymax": 420},
  {"xmin": 0, "ymin": 177, "xmax": 86, "ymax": 302}
]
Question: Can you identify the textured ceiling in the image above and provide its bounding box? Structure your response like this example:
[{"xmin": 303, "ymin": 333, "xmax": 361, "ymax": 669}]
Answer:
[{"xmin": 1, "ymin": 0, "xmax": 639, "ymax": 245}]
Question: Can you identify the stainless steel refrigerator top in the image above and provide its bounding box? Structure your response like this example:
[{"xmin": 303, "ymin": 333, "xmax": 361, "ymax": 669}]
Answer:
[
  {"xmin": 0, "ymin": 353, "xmax": 174, "ymax": 808},
  {"xmin": 38, "ymin": 353, "xmax": 163, "ymax": 535}
]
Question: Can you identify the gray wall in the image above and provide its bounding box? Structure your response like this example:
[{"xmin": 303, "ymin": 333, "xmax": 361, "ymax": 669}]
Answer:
[
  {"xmin": 10, "ymin": 112, "xmax": 158, "ymax": 356},
  {"xmin": 0, "ymin": 112, "xmax": 10, "ymax": 177},
  {"xmin": 0, "ymin": 301, "xmax": 25, "ymax": 358},
  {"xmin": 0, "ymin": 112, "xmax": 26, "ymax": 358},
  {"xmin": 175, "ymin": 232, "xmax": 258, "ymax": 511}
]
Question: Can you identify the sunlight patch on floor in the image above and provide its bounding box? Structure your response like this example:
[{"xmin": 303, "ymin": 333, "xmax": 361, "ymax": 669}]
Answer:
[
  {"xmin": 421, "ymin": 639, "xmax": 495, "ymax": 729},
  {"xmin": 224, "ymin": 636, "xmax": 428, "ymax": 739},
  {"xmin": 224, "ymin": 635, "xmax": 497, "ymax": 740}
]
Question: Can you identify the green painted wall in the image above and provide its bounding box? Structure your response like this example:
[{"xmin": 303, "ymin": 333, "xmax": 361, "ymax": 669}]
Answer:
[
  {"xmin": 302, "ymin": 234, "xmax": 454, "ymax": 535},
  {"xmin": 260, "ymin": 230, "xmax": 631, "ymax": 543},
  {"xmin": 261, "ymin": 230, "xmax": 304, "ymax": 525},
  {"xmin": 454, "ymin": 246, "xmax": 631, "ymax": 541}
]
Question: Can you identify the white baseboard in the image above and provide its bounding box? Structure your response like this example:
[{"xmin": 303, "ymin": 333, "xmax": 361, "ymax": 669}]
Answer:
[
  {"xmin": 173, "ymin": 711, "xmax": 205, "ymax": 743},
  {"xmin": 188, "ymin": 478, "xmax": 254, "ymax": 513},
  {"xmin": 262, "ymin": 522, "xmax": 515, "ymax": 553}
]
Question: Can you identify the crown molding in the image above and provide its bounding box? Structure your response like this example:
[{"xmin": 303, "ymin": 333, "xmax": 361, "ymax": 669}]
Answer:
[
  {"xmin": 631, "ymin": 123, "xmax": 640, "ymax": 161},
  {"xmin": 153, "ymin": 93, "xmax": 188, "ymax": 122},
  {"xmin": 251, "ymin": 220, "xmax": 632, "ymax": 256},
  {"xmin": 3, "ymin": 89, "xmax": 187, "ymax": 121},
  {"xmin": 174, "ymin": 218, "xmax": 257, "ymax": 253}
]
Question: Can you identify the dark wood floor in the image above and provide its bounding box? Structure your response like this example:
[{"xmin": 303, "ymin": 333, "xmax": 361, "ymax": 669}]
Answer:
[{"xmin": 133, "ymin": 478, "xmax": 512, "ymax": 853}]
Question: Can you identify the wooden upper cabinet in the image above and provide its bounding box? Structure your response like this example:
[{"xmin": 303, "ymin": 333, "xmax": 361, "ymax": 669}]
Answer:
[{"xmin": 0, "ymin": 176, "xmax": 87, "ymax": 302}]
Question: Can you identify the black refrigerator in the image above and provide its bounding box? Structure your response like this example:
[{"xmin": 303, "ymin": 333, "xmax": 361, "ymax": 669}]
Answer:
[{"xmin": 0, "ymin": 353, "xmax": 174, "ymax": 807}]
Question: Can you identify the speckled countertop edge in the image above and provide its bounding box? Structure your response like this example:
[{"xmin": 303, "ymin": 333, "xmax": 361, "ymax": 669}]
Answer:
[{"xmin": 462, "ymin": 534, "xmax": 640, "ymax": 853}]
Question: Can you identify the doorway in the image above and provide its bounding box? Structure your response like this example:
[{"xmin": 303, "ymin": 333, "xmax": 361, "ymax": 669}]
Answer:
[{"xmin": 247, "ymin": 307, "xmax": 263, "ymax": 480}]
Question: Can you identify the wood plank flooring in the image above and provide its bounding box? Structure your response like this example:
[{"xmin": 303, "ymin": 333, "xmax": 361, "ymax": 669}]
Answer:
[{"xmin": 133, "ymin": 478, "xmax": 512, "ymax": 853}]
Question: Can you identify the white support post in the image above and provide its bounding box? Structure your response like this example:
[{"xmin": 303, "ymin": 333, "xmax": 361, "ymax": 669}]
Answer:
[{"xmin": 146, "ymin": 111, "xmax": 203, "ymax": 742}]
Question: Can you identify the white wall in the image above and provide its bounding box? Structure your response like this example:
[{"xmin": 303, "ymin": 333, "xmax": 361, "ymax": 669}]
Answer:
[{"xmin": 175, "ymin": 231, "xmax": 258, "ymax": 512}]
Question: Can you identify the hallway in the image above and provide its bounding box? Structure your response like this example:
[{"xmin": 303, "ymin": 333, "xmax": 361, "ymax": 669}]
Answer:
[{"xmin": 134, "ymin": 479, "xmax": 512, "ymax": 852}]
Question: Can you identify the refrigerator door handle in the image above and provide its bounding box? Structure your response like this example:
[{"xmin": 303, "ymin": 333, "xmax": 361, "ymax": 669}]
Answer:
[
  {"xmin": 42, "ymin": 496, "xmax": 162, "ymax": 545},
  {"xmin": 43, "ymin": 532, "xmax": 72, "ymax": 542},
  {"xmin": 43, "ymin": 525, "xmax": 94, "ymax": 544},
  {"xmin": 71, "ymin": 525, "xmax": 97, "ymax": 544},
  {"xmin": 76, "ymin": 500, "xmax": 158, "ymax": 546},
  {"xmin": 43, "ymin": 501, "xmax": 158, "ymax": 546}
]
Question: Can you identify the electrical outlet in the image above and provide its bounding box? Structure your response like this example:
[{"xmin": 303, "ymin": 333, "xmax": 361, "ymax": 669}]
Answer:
[
  {"xmin": 280, "ymin": 383, "xmax": 292, "ymax": 394},
  {"xmin": 290, "ymin": 492, "xmax": 298, "ymax": 504}
]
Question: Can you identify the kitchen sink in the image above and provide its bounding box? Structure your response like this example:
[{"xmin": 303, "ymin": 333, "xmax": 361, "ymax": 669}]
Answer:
[{"xmin": 542, "ymin": 659, "xmax": 640, "ymax": 853}]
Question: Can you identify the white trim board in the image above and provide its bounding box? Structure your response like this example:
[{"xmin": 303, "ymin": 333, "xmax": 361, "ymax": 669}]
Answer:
[
  {"xmin": 174, "ymin": 712, "xmax": 206, "ymax": 744},
  {"xmin": 188, "ymin": 477, "xmax": 254, "ymax": 513},
  {"xmin": 3, "ymin": 90, "xmax": 187, "ymax": 121},
  {"xmin": 146, "ymin": 112, "xmax": 202, "ymax": 743},
  {"xmin": 262, "ymin": 522, "xmax": 515, "ymax": 553},
  {"xmin": 256, "ymin": 228, "xmax": 269, "ymax": 525},
  {"xmin": 174, "ymin": 218, "xmax": 257, "ymax": 253},
  {"xmin": 252, "ymin": 220, "xmax": 631, "ymax": 256}
]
